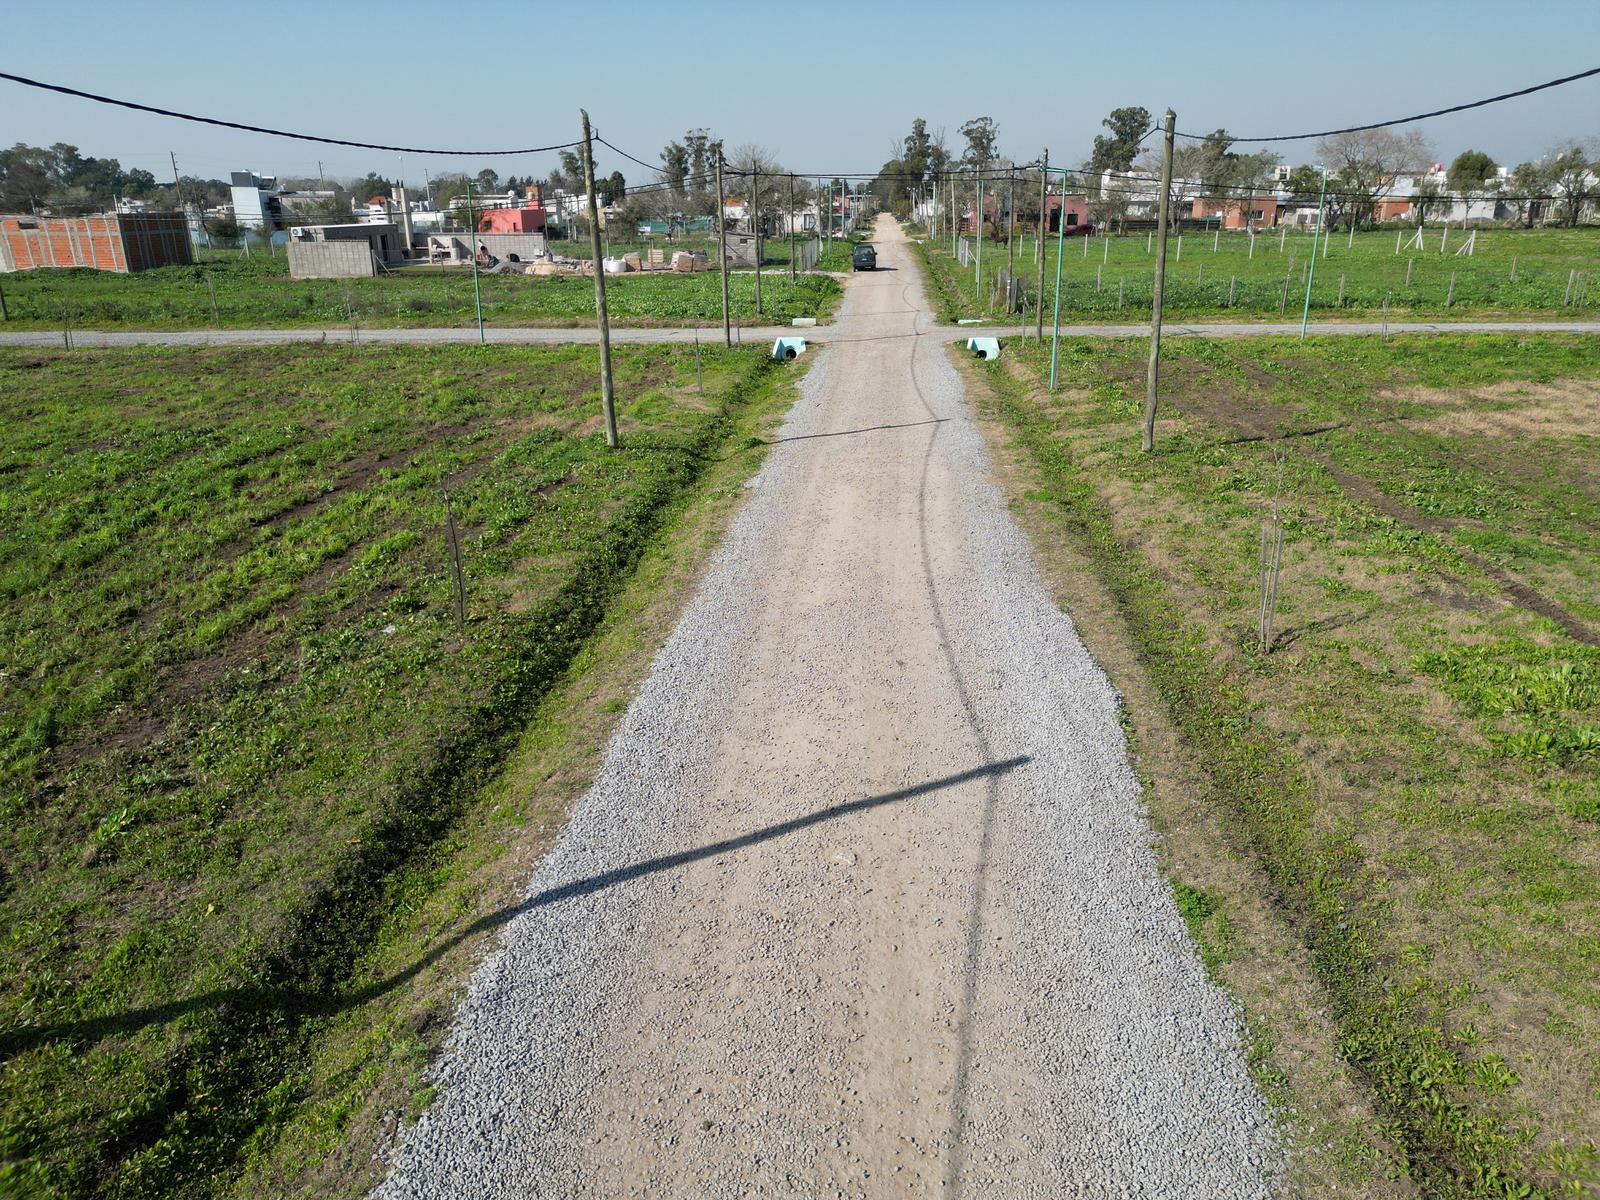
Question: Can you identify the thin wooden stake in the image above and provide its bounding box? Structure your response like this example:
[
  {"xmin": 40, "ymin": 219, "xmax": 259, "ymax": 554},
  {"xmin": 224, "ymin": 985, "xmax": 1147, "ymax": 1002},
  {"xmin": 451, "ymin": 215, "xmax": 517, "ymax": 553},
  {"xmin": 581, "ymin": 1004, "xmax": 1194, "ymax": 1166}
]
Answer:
[
  {"xmin": 1446, "ymin": 271, "xmax": 1456, "ymax": 307},
  {"xmin": 1227, "ymin": 275, "xmax": 1236, "ymax": 306}
]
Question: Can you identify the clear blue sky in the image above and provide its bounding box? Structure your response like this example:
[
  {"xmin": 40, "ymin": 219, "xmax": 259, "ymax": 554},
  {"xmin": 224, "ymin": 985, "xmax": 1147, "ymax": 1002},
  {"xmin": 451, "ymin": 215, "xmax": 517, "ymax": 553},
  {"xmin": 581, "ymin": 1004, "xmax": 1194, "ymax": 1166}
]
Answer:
[{"xmin": 5, "ymin": 0, "xmax": 1598, "ymax": 188}]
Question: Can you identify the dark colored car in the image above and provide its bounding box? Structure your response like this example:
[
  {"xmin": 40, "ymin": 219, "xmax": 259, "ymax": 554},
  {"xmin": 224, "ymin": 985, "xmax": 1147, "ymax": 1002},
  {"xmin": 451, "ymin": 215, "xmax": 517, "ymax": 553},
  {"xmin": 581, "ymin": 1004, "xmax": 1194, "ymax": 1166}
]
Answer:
[{"xmin": 852, "ymin": 242, "xmax": 877, "ymax": 270}]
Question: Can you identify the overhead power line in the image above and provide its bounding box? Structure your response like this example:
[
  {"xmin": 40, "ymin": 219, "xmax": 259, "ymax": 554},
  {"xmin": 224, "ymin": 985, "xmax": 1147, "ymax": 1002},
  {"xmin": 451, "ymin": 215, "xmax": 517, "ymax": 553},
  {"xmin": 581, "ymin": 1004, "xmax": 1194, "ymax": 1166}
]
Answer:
[
  {"xmin": 0, "ymin": 70, "xmax": 581, "ymax": 156},
  {"xmin": 596, "ymin": 137, "xmax": 667, "ymax": 173},
  {"xmin": 1175, "ymin": 64, "xmax": 1600, "ymax": 143}
]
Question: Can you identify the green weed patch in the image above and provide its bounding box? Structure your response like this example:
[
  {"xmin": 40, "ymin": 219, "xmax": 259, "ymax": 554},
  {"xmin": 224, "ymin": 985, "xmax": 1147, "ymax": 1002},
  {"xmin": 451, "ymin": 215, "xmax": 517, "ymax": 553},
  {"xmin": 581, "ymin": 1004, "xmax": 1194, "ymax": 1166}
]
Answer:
[
  {"xmin": 0, "ymin": 343, "xmax": 785, "ymax": 1196},
  {"xmin": 969, "ymin": 336, "xmax": 1600, "ymax": 1197}
]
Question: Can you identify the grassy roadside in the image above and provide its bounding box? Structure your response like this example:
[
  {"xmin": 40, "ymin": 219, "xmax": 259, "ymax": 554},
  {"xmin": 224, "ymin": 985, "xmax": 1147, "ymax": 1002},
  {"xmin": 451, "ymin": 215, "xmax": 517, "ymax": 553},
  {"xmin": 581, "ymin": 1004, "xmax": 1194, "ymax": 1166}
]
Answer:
[
  {"xmin": 0, "ymin": 343, "xmax": 800, "ymax": 1197},
  {"xmin": 0, "ymin": 255, "xmax": 842, "ymax": 331},
  {"xmin": 919, "ymin": 224, "xmax": 1600, "ymax": 324},
  {"xmin": 229, "ymin": 347, "xmax": 803, "ymax": 1197},
  {"xmin": 955, "ymin": 349, "xmax": 1407, "ymax": 1197},
  {"xmin": 958, "ymin": 334, "xmax": 1600, "ymax": 1198}
]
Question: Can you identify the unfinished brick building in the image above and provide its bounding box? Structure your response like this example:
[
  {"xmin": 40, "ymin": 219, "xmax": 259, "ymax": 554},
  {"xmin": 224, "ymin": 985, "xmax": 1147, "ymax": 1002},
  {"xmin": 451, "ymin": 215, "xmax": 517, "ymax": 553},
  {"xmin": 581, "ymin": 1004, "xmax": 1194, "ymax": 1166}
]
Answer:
[{"xmin": 0, "ymin": 212, "xmax": 193, "ymax": 273}]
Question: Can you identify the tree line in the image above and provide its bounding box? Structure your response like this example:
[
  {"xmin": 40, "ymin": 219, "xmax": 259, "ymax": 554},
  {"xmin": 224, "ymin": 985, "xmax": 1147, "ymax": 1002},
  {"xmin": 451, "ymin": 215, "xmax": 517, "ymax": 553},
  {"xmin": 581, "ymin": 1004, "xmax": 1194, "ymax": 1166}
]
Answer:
[
  {"xmin": 869, "ymin": 110, "xmax": 1599, "ymax": 231},
  {"xmin": 0, "ymin": 144, "xmax": 629, "ymax": 232}
]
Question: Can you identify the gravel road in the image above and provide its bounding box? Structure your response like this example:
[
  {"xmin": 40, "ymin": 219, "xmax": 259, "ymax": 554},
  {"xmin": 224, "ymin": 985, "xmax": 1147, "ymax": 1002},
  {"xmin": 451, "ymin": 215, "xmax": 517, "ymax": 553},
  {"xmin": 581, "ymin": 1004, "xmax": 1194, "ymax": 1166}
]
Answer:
[{"xmin": 375, "ymin": 216, "xmax": 1280, "ymax": 1198}]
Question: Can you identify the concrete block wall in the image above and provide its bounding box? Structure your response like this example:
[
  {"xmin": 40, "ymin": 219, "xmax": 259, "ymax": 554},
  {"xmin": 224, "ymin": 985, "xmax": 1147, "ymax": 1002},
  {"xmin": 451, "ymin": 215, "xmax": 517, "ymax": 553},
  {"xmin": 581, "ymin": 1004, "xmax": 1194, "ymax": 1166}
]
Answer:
[
  {"xmin": 475, "ymin": 232, "xmax": 546, "ymax": 260},
  {"xmin": 288, "ymin": 239, "xmax": 377, "ymax": 279}
]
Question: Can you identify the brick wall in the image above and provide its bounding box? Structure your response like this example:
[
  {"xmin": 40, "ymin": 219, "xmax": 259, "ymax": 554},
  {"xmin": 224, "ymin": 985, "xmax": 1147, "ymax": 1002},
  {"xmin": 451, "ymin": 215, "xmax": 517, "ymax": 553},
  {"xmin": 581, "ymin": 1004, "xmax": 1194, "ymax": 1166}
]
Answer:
[{"xmin": 0, "ymin": 214, "xmax": 190, "ymax": 273}]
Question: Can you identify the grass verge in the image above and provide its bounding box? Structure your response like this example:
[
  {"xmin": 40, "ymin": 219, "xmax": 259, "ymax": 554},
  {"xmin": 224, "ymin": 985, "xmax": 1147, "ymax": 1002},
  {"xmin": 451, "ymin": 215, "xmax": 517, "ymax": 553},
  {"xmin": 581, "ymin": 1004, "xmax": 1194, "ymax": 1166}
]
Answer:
[
  {"xmin": 920, "ymin": 224, "xmax": 1600, "ymax": 324},
  {"xmin": 0, "ymin": 254, "xmax": 842, "ymax": 331},
  {"xmin": 0, "ymin": 342, "xmax": 799, "ymax": 1197}
]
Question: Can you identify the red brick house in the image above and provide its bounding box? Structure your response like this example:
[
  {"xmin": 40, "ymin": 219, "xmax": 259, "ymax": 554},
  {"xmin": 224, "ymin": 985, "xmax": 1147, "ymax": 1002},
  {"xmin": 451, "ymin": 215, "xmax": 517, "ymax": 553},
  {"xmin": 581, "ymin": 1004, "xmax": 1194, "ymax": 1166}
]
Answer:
[
  {"xmin": 1191, "ymin": 196, "xmax": 1281, "ymax": 229},
  {"xmin": 0, "ymin": 212, "xmax": 192, "ymax": 272}
]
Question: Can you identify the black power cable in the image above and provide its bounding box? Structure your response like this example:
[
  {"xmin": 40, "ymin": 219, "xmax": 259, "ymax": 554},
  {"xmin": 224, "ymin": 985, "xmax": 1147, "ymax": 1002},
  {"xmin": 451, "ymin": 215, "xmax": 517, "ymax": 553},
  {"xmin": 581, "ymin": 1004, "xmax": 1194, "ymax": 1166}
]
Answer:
[
  {"xmin": 1174, "ymin": 64, "xmax": 1600, "ymax": 143},
  {"xmin": 0, "ymin": 70, "xmax": 581, "ymax": 156}
]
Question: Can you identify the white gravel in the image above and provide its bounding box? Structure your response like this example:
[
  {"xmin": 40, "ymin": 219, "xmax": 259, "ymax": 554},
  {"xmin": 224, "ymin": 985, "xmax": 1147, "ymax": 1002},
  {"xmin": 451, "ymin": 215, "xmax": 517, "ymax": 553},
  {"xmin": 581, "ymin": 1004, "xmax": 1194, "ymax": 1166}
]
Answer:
[{"xmin": 374, "ymin": 217, "xmax": 1280, "ymax": 1198}]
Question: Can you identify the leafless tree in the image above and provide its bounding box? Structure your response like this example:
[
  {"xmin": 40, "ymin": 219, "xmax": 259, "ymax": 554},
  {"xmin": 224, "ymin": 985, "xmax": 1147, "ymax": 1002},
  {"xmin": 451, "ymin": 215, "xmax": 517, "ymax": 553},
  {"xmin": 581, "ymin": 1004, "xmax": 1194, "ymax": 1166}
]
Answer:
[
  {"xmin": 1315, "ymin": 128, "xmax": 1433, "ymax": 228},
  {"xmin": 725, "ymin": 143, "xmax": 789, "ymax": 233}
]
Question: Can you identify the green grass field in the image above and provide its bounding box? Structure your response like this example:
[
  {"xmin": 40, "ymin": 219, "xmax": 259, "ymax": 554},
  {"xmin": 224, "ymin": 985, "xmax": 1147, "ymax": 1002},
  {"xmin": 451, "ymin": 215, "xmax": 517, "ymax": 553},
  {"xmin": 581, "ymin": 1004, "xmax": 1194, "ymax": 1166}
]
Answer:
[
  {"xmin": 0, "ymin": 342, "xmax": 790, "ymax": 1198},
  {"xmin": 0, "ymin": 251, "xmax": 842, "ymax": 331},
  {"xmin": 970, "ymin": 333, "xmax": 1600, "ymax": 1197},
  {"xmin": 920, "ymin": 225, "xmax": 1600, "ymax": 323}
]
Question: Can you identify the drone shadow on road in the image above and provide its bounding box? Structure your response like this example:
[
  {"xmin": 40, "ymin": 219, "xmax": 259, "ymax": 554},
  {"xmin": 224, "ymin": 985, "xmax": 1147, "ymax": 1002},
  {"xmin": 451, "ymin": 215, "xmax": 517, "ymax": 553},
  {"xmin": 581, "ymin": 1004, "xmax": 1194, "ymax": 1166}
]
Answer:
[{"xmin": 1, "ymin": 755, "xmax": 1031, "ymax": 1058}]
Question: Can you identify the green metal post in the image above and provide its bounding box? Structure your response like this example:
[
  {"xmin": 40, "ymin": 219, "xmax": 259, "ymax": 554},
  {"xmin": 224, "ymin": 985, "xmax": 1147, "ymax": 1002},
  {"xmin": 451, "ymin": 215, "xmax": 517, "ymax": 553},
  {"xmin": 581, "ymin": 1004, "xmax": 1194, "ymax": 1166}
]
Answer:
[
  {"xmin": 1048, "ymin": 170, "xmax": 1068, "ymax": 391},
  {"xmin": 1299, "ymin": 168, "xmax": 1327, "ymax": 344}
]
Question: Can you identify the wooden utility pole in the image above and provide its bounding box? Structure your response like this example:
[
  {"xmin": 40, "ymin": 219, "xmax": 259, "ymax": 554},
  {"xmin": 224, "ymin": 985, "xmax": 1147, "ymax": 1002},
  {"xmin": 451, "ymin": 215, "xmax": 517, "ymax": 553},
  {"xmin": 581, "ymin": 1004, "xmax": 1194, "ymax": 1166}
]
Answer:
[
  {"xmin": 753, "ymin": 165, "xmax": 762, "ymax": 314},
  {"xmin": 1004, "ymin": 169, "xmax": 1017, "ymax": 312},
  {"xmin": 716, "ymin": 149, "xmax": 731, "ymax": 347},
  {"xmin": 1142, "ymin": 109, "xmax": 1176, "ymax": 455},
  {"xmin": 169, "ymin": 151, "xmax": 195, "ymax": 247},
  {"xmin": 789, "ymin": 174, "xmax": 797, "ymax": 282},
  {"xmin": 1036, "ymin": 149, "xmax": 1048, "ymax": 340},
  {"xmin": 579, "ymin": 109, "xmax": 619, "ymax": 449},
  {"xmin": 975, "ymin": 174, "xmax": 984, "ymax": 301}
]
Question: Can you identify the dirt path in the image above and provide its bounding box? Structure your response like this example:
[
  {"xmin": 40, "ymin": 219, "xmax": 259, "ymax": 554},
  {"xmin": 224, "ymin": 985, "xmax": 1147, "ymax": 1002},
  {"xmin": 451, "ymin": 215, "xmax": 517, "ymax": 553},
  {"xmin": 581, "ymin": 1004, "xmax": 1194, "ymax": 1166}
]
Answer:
[{"xmin": 376, "ymin": 216, "xmax": 1277, "ymax": 1198}]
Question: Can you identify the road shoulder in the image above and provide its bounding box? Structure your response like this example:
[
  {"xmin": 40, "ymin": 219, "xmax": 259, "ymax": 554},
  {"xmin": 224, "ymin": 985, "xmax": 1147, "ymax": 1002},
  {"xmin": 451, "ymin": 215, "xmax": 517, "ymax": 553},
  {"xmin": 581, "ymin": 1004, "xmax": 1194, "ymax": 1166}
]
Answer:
[{"xmin": 953, "ymin": 347, "xmax": 1409, "ymax": 1200}]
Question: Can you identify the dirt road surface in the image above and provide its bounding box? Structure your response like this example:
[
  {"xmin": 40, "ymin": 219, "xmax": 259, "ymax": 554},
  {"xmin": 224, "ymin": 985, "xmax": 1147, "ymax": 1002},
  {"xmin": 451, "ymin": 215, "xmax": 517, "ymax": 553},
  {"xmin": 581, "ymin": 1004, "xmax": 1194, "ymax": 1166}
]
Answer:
[{"xmin": 375, "ymin": 216, "xmax": 1278, "ymax": 1198}]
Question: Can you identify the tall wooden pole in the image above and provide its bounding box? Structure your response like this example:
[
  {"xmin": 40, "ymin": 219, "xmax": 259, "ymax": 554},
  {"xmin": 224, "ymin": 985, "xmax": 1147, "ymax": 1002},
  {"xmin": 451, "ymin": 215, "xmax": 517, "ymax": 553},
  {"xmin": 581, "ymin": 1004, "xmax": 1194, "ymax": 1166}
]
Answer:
[
  {"xmin": 789, "ymin": 174, "xmax": 797, "ymax": 282},
  {"xmin": 1035, "ymin": 149, "xmax": 1048, "ymax": 340},
  {"xmin": 753, "ymin": 165, "xmax": 762, "ymax": 314},
  {"xmin": 1006, "ymin": 168, "xmax": 1016, "ymax": 304},
  {"xmin": 716, "ymin": 149, "xmax": 731, "ymax": 347},
  {"xmin": 975, "ymin": 174, "xmax": 984, "ymax": 301},
  {"xmin": 1142, "ymin": 109, "xmax": 1176, "ymax": 455},
  {"xmin": 579, "ymin": 109, "xmax": 619, "ymax": 449}
]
